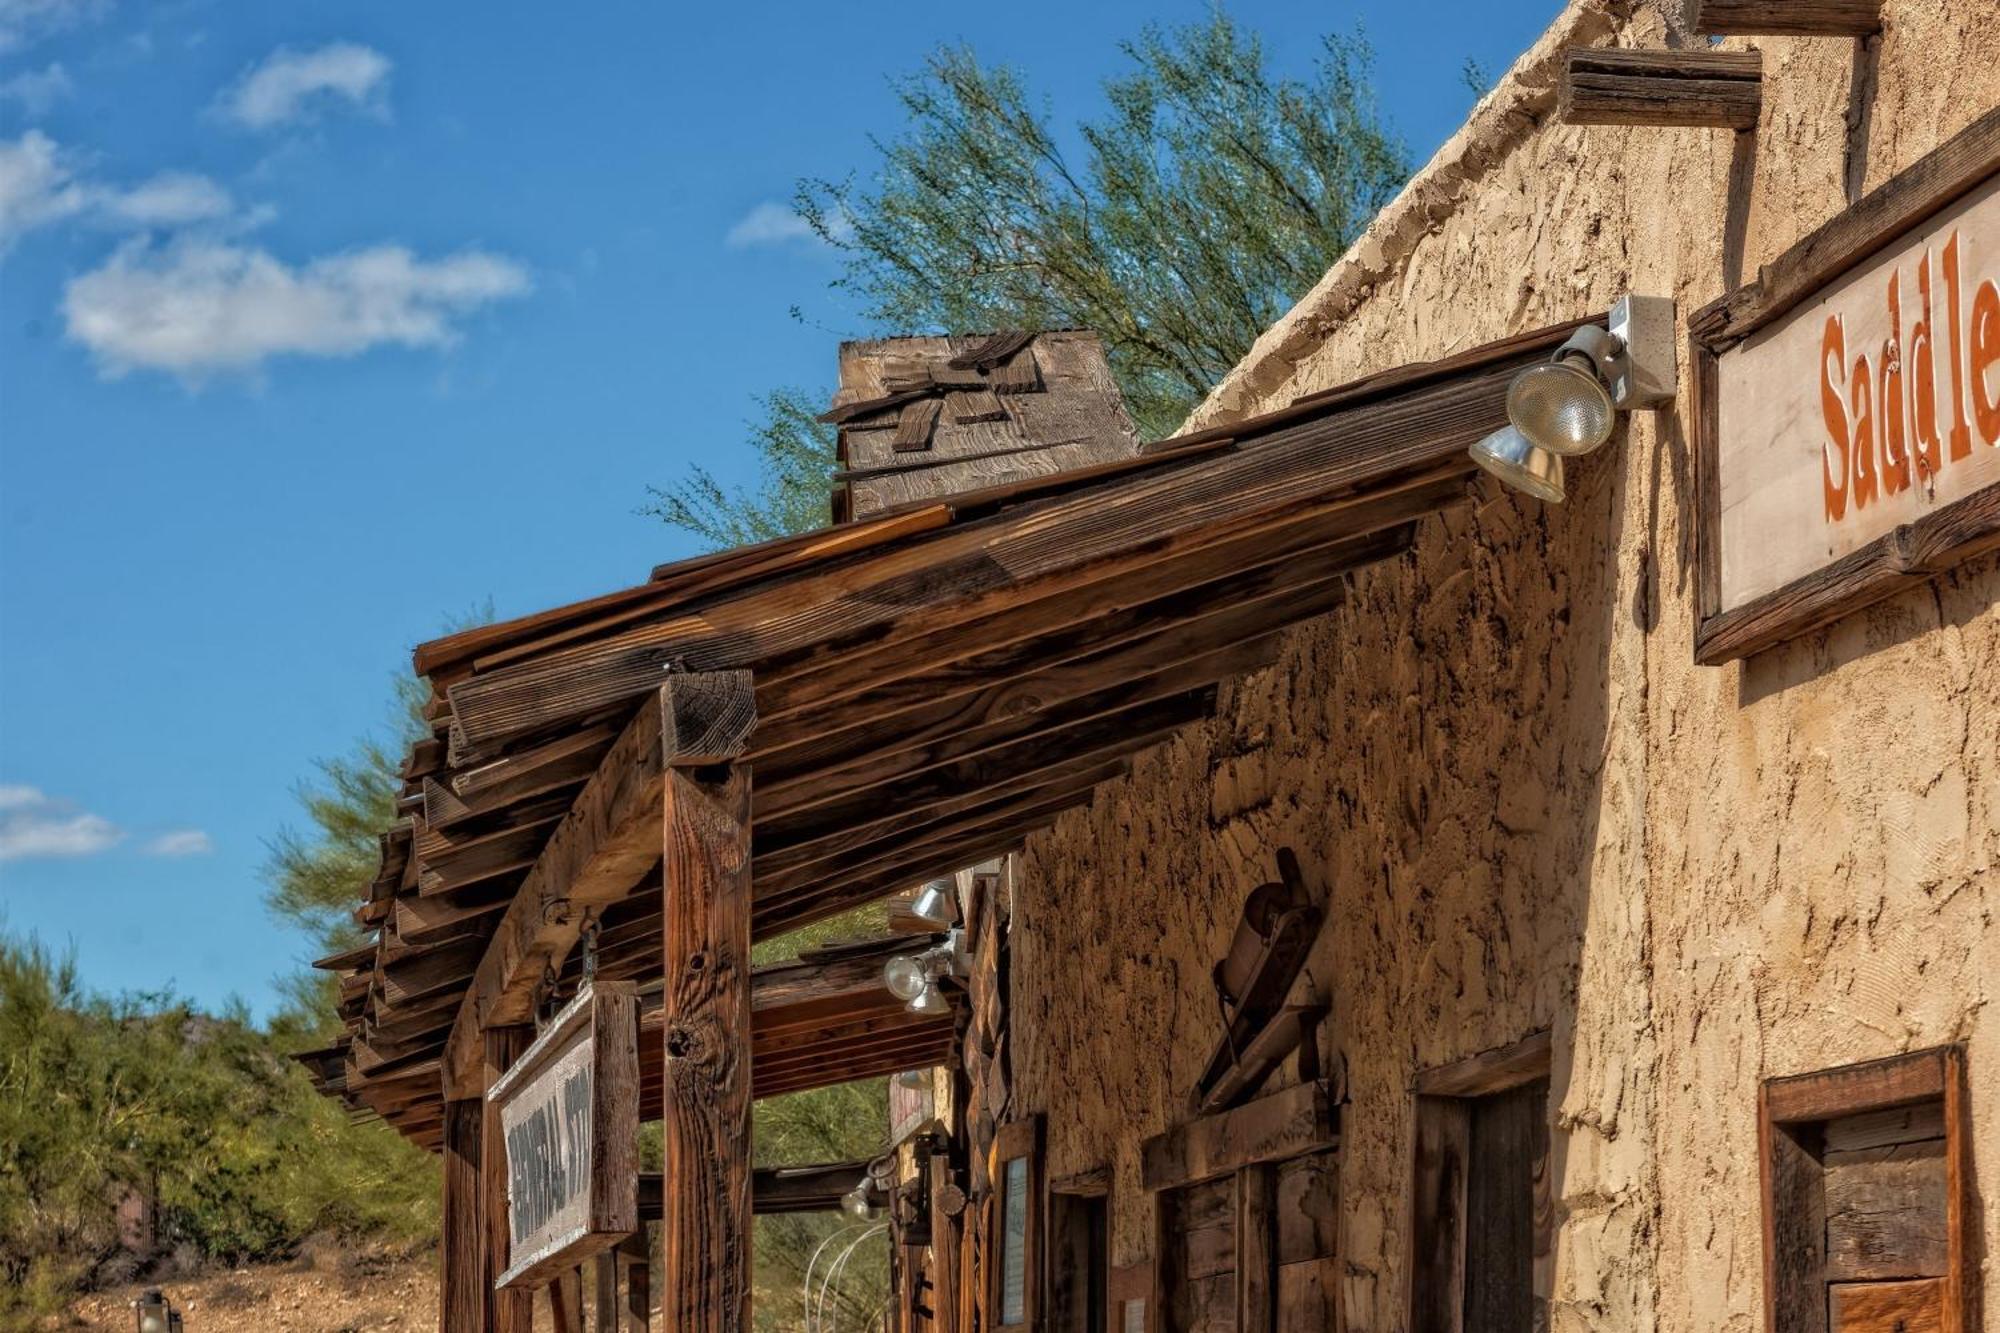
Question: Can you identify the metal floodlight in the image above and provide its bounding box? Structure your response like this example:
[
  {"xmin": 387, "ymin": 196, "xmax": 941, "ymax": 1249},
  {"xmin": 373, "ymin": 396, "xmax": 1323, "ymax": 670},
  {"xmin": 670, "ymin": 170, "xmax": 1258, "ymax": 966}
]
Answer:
[
  {"xmin": 842, "ymin": 1183, "xmax": 877, "ymax": 1220},
  {"xmin": 907, "ymin": 981, "xmax": 952, "ymax": 1016},
  {"xmin": 1470, "ymin": 426, "xmax": 1565, "ymax": 503},
  {"xmin": 1508, "ymin": 325, "xmax": 1619, "ymax": 456},
  {"xmin": 894, "ymin": 1067, "xmax": 931, "ymax": 1091},
  {"xmin": 883, "ymin": 954, "xmax": 927, "ymax": 1003},
  {"xmin": 909, "ymin": 879, "xmax": 955, "ymax": 928},
  {"xmin": 1504, "ymin": 296, "xmax": 1678, "ymax": 459}
]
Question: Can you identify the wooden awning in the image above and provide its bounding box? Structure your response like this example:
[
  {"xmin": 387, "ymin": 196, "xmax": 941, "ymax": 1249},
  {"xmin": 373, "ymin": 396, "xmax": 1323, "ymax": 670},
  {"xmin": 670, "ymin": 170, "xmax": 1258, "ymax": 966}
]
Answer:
[
  {"xmin": 305, "ymin": 935, "xmax": 955, "ymax": 1150},
  {"xmin": 313, "ymin": 315, "xmax": 1603, "ymax": 1147}
]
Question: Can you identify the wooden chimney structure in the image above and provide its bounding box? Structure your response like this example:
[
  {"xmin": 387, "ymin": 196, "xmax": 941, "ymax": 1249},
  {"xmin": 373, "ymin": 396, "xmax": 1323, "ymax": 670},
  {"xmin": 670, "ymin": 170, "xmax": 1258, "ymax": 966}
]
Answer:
[{"xmin": 828, "ymin": 330, "xmax": 1143, "ymax": 520}]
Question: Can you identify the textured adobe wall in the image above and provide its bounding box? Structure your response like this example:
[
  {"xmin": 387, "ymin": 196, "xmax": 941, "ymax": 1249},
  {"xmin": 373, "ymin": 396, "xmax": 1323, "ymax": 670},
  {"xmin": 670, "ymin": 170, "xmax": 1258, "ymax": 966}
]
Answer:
[{"xmin": 1005, "ymin": 2, "xmax": 2000, "ymax": 1330}]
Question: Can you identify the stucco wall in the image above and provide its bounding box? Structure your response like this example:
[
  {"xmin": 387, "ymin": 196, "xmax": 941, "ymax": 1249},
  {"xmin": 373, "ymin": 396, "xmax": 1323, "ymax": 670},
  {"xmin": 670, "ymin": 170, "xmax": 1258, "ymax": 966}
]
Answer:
[{"xmin": 1003, "ymin": 2, "xmax": 2000, "ymax": 1330}]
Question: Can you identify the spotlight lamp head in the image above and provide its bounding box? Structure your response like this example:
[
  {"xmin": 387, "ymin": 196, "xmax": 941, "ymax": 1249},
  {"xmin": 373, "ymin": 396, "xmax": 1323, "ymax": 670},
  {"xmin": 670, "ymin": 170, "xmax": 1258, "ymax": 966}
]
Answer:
[
  {"xmin": 1508, "ymin": 324, "xmax": 1618, "ymax": 456},
  {"xmin": 883, "ymin": 954, "xmax": 927, "ymax": 1003},
  {"xmin": 842, "ymin": 1183, "xmax": 878, "ymax": 1221},
  {"xmin": 894, "ymin": 1067, "xmax": 931, "ymax": 1091},
  {"xmin": 1477, "ymin": 295, "xmax": 1676, "ymax": 494},
  {"xmin": 1470, "ymin": 426, "xmax": 1565, "ymax": 503},
  {"xmin": 910, "ymin": 879, "xmax": 956, "ymax": 928},
  {"xmin": 908, "ymin": 981, "xmax": 952, "ymax": 1016}
]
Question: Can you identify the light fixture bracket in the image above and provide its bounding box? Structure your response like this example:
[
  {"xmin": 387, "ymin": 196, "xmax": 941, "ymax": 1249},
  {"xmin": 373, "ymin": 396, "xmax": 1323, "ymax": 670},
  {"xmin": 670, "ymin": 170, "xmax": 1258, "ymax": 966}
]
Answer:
[{"xmin": 1606, "ymin": 294, "xmax": 1676, "ymax": 409}]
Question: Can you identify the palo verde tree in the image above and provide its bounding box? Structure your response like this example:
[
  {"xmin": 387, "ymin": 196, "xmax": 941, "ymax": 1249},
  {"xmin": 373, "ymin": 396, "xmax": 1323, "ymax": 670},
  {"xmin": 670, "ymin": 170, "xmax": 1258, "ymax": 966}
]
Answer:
[{"xmin": 647, "ymin": 11, "xmax": 1408, "ymax": 539}]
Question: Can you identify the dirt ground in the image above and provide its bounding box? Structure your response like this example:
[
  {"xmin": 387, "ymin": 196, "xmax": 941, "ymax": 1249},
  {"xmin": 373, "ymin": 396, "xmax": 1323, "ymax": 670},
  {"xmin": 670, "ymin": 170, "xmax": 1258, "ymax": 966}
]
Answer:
[{"xmin": 59, "ymin": 1251, "xmax": 438, "ymax": 1333}]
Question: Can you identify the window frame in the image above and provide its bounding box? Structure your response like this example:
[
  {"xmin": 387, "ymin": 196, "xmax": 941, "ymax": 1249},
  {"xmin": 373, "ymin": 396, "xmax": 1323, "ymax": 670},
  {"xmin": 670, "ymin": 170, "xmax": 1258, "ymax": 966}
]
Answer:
[
  {"xmin": 1758, "ymin": 1045, "xmax": 1975, "ymax": 1333},
  {"xmin": 992, "ymin": 1117, "xmax": 1045, "ymax": 1333}
]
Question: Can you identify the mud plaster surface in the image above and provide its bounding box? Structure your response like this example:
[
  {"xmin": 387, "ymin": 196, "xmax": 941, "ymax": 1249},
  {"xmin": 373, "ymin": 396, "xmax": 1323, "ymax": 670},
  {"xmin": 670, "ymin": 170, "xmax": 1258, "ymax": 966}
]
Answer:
[{"xmin": 1005, "ymin": 3, "xmax": 1999, "ymax": 1330}]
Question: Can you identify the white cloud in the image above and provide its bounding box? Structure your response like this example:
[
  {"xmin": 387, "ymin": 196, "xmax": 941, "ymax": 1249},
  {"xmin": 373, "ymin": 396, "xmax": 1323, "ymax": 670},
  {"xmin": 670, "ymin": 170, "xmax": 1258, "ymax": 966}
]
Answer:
[
  {"xmin": 99, "ymin": 170, "xmax": 233, "ymax": 227},
  {"xmin": 64, "ymin": 237, "xmax": 531, "ymax": 379},
  {"xmin": 0, "ymin": 0, "xmax": 107, "ymax": 52},
  {"xmin": 0, "ymin": 129, "xmax": 89, "ymax": 244},
  {"xmin": 0, "ymin": 60, "xmax": 72, "ymax": 115},
  {"xmin": 0, "ymin": 131, "xmax": 234, "ymax": 249},
  {"xmin": 144, "ymin": 829, "xmax": 213, "ymax": 857},
  {"xmin": 725, "ymin": 200, "xmax": 850, "ymax": 251},
  {"xmin": 219, "ymin": 41, "xmax": 390, "ymax": 131},
  {"xmin": 0, "ymin": 786, "xmax": 123, "ymax": 861}
]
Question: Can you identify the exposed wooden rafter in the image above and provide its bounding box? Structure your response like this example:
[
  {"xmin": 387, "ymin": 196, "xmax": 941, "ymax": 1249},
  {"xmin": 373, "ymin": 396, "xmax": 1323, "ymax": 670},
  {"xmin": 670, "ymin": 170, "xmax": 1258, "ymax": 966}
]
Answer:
[
  {"xmin": 1560, "ymin": 48, "xmax": 1762, "ymax": 131},
  {"xmin": 1693, "ymin": 0, "xmax": 1880, "ymax": 35}
]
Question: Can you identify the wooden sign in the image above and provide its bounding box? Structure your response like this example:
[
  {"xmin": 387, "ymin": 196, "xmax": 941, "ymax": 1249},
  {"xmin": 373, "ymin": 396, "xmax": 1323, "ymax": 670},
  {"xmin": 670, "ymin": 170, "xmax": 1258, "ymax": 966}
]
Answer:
[
  {"xmin": 487, "ymin": 981, "xmax": 640, "ymax": 1290},
  {"xmin": 1691, "ymin": 107, "xmax": 2000, "ymax": 663}
]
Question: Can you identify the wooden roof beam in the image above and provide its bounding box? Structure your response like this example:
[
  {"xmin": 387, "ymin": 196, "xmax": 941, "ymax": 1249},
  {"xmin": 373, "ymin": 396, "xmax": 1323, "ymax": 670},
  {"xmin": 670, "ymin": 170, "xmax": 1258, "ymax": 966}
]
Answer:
[
  {"xmin": 441, "ymin": 318, "xmax": 1589, "ymax": 754},
  {"xmin": 1560, "ymin": 48, "xmax": 1762, "ymax": 131},
  {"xmin": 439, "ymin": 671, "xmax": 757, "ymax": 1101},
  {"xmin": 1693, "ymin": 0, "xmax": 1879, "ymax": 35}
]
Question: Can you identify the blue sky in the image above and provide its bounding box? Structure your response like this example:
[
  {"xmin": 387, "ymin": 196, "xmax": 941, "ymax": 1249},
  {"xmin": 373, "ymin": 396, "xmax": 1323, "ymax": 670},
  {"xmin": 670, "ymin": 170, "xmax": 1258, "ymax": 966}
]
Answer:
[{"xmin": 0, "ymin": 0, "xmax": 1560, "ymax": 1017}]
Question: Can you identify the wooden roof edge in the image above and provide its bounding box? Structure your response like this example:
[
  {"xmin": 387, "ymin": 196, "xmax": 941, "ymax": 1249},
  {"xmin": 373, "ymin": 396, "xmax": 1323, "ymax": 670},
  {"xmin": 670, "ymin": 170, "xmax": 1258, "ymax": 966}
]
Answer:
[{"xmin": 1144, "ymin": 313, "xmax": 1602, "ymax": 457}]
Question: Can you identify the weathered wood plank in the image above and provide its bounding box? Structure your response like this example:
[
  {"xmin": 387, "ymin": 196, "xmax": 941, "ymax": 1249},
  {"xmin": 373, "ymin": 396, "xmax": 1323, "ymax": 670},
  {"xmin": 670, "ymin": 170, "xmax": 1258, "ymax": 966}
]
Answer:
[
  {"xmin": 1409, "ymin": 1096, "xmax": 1469, "ymax": 1333},
  {"xmin": 1760, "ymin": 1093, "xmax": 1829, "ymax": 1333},
  {"xmin": 1765, "ymin": 1048, "xmax": 1948, "ymax": 1124},
  {"xmin": 1827, "ymin": 1279, "xmax": 1943, "ymax": 1333},
  {"xmin": 1273, "ymin": 1150, "xmax": 1338, "ymax": 1267},
  {"xmin": 1560, "ymin": 48, "xmax": 1762, "ymax": 130},
  {"xmin": 443, "ymin": 319, "xmax": 1590, "ymax": 753},
  {"xmin": 1823, "ymin": 1103, "xmax": 1946, "ymax": 1154},
  {"xmin": 1142, "ymin": 1081, "xmax": 1337, "ymax": 1192},
  {"xmin": 1823, "ymin": 1141, "xmax": 1948, "ymax": 1282},
  {"xmin": 550, "ymin": 1269, "xmax": 585, "ymax": 1333},
  {"xmin": 1414, "ymin": 1031, "xmax": 1553, "ymax": 1099},
  {"xmin": 752, "ymin": 568, "xmax": 1350, "ymax": 791},
  {"xmin": 441, "ymin": 673, "xmax": 756, "ymax": 1100},
  {"xmin": 658, "ymin": 759, "xmax": 754, "ymax": 1333},
  {"xmin": 620, "ymin": 1230, "xmax": 651, "ymax": 1333},
  {"xmin": 1236, "ymin": 1166, "xmax": 1274, "ymax": 1333},
  {"xmin": 746, "ymin": 521, "xmax": 1407, "ymax": 764},
  {"xmin": 1694, "ymin": 0, "xmax": 1880, "ymax": 35},
  {"xmin": 439, "ymin": 1098, "xmax": 485, "ymax": 1333},
  {"xmin": 753, "ymin": 757, "xmax": 1125, "ymax": 880},
  {"xmin": 483, "ymin": 1027, "xmax": 534, "ymax": 1333}
]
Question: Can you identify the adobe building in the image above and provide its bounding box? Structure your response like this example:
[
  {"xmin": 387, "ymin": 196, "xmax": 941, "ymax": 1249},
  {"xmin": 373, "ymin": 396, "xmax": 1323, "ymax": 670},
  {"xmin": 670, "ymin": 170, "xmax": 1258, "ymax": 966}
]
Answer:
[{"xmin": 304, "ymin": 2, "xmax": 1997, "ymax": 1331}]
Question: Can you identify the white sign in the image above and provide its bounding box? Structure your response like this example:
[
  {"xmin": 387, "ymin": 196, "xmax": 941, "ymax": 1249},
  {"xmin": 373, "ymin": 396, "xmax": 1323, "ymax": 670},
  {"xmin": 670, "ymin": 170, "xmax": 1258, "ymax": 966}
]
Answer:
[
  {"xmin": 1715, "ymin": 175, "xmax": 2000, "ymax": 615},
  {"xmin": 487, "ymin": 982, "xmax": 639, "ymax": 1289}
]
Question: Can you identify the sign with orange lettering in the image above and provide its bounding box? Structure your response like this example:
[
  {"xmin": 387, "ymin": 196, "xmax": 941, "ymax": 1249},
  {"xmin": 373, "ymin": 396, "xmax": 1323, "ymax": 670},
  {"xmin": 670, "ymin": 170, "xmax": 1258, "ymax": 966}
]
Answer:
[{"xmin": 1692, "ymin": 109, "xmax": 2000, "ymax": 664}]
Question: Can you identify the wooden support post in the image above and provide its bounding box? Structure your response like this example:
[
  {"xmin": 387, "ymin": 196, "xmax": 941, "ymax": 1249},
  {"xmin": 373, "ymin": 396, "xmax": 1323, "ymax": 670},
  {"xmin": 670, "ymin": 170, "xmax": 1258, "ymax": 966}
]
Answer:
[
  {"xmin": 621, "ymin": 1230, "xmax": 652, "ymax": 1332},
  {"xmin": 1235, "ymin": 1166, "xmax": 1274, "ymax": 1333},
  {"xmin": 550, "ymin": 1267, "xmax": 586, "ymax": 1333},
  {"xmin": 1559, "ymin": 48, "xmax": 1763, "ymax": 130},
  {"xmin": 658, "ymin": 671, "xmax": 758, "ymax": 1333},
  {"xmin": 440, "ymin": 1098, "xmax": 485, "ymax": 1333},
  {"xmin": 1694, "ymin": 0, "xmax": 1880, "ymax": 35},
  {"xmin": 484, "ymin": 1027, "xmax": 534, "ymax": 1333},
  {"xmin": 595, "ymin": 1251, "xmax": 619, "ymax": 1333}
]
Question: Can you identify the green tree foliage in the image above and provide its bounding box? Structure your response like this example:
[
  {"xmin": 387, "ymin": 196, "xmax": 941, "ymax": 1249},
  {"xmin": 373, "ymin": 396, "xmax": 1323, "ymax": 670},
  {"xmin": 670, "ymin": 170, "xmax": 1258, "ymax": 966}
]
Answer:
[
  {"xmin": 798, "ymin": 13, "xmax": 1408, "ymax": 440},
  {"xmin": 642, "ymin": 389, "xmax": 839, "ymax": 548},
  {"xmin": 649, "ymin": 12, "xmax": 1409, "ymax": 546},
  {"xmin": 0, "ymin": 931, "xmax": 434, "ymax": 1330}
]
